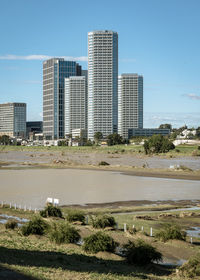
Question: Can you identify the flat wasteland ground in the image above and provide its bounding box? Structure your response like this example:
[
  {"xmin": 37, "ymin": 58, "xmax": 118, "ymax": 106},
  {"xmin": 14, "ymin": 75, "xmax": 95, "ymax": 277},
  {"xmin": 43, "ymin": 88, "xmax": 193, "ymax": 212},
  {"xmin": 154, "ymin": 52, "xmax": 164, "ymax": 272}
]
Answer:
[
  {"xmin": 0, "ymin": 144, "xmax": 200, "ymax": 180},
  {"xmin": 0, "ymin": 144, "xmax": 200, "ymax": 279}
]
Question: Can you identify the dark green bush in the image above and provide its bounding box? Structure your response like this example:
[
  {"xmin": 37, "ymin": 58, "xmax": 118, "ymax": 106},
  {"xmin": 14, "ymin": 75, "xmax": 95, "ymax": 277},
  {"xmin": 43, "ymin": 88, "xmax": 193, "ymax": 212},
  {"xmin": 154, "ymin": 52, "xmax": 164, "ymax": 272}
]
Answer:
[
  {"xmin": 66, "ymin": 209, "xmax": 85, "ymax": 223},
  {"xmin": 122, "ymin": 239, "xmax": 162, "ymax": 265},
  {"xmin": 155, "ymin": 223, "xmax": 186, "ymax": 242},
  {"xmin": 21, "ymin": 216, "xmax": 48, "ymax": 236},
  {"xmin": 98, "ymin": 161, "xmax": 110, "ymax": 166},
  {"xmin": 179, "ymin": 253, "xmax": 200, "ymax": 278},
  {"xmin": 144, "ymin": 134, "xmax": 175, "ymax": 154},
  {"xmin": 5, "ymin": 220, "xmax": 18, "ymax": 230},
  {"xmin": 83, "ymin": 231, "xmax": 118, "ymax": 253},
  {"xmin": 40, "ymin": 204, "xmax": 63, "ymax": 218},
  {"xmin": 92, "ymin": 215, "xmax": 116, "ymax": 229},
  {"xmin": 49, "ymin": 222, "xmax": 80, "ymax": 244}
]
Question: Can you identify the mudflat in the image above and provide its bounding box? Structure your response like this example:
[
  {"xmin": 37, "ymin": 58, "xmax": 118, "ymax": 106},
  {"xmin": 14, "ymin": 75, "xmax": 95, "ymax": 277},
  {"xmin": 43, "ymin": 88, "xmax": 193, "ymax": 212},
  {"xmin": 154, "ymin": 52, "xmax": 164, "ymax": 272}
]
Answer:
[{"xmin": 0, "ymin": 148, "xmax": 200, "ymax": 180}]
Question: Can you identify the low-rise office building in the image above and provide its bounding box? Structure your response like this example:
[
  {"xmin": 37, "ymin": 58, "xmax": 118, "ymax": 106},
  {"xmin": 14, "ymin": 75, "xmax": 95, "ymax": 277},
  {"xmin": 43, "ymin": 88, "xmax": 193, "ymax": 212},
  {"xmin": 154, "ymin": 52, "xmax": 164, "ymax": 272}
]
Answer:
[
  {"xmin": 0, "ymin": 102, "xmax": 26, "ymax": 138},
  {"xmin": 26, "ymin": 121, "xmax": 43, "ymax": 139},
  {"xmin": 128, "ymin": 128, "xmax": 170, "ymax": 139}
]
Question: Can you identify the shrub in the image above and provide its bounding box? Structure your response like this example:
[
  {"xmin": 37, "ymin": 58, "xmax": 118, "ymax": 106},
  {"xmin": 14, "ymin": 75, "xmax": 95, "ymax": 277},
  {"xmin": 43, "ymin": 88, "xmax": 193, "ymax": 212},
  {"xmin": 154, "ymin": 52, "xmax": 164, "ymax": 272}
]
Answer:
[
  {"xmin": 49, "ymin": 222, "xmax": 80, "ymax": 244},
  {"xmin": 144, "ymin": 134, "xmax": 175, "ymax": 154},
  {"xmin": 178, "ymin": 253, "xmax": 200, "ymax": 278},
  {"xmin": 5, "ymin": 219, "xmax": 18, "ymax": 230},
  {"xmin": 98, "ymin": 161, "xmax": 110, "ymax": 166},
  {"xmin": 66, "ymin": 209, "xmax": 85, "ymax": 223},
  {"xmin": 128, "ymin": 227, "xmax": 137, "ymax": 235},
  {"xmin": 21, "ymin": 216, "xmax": 48, "ymax": 236},
  {"xmin": 192, "ymin": 150, "xmax": 200, "ymax": 156},
  {"xmin": 179, "ymin": 165, "xmax": 193, "ymax": 171},
  {"xmin": 122, "ymin": 239, "xmax": 162, "ymax": 265},
  {"xmin": 155, "ymin": 223, "xmax": 186, "ymax": 242},
  {"xmin": 83, "ymin": 231, "xmax": 118, "ymax": 253},
  {"xmin": 92, "ymin": 215, "xmax": 116, "ymax": 229},
  {"xmin": 40, "ymin": 204, "xmax": 63, "ymax": 218}
]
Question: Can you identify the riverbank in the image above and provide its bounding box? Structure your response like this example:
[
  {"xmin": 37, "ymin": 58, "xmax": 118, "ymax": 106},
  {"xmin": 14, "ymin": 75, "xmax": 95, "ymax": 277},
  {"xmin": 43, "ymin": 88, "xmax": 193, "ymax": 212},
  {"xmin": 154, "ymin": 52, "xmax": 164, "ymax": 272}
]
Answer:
[{"xmin": 1, "ymin": 203, "xmax": 200, "ymax": 279}]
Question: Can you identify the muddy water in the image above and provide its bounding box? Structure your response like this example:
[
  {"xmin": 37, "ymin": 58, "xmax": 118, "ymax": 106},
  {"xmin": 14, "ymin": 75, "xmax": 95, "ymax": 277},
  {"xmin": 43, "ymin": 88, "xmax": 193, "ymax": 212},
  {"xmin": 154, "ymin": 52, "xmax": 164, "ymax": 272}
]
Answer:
[{"xmin": 0, "ymin": 169, "xmax": 200, "ymax": 208}]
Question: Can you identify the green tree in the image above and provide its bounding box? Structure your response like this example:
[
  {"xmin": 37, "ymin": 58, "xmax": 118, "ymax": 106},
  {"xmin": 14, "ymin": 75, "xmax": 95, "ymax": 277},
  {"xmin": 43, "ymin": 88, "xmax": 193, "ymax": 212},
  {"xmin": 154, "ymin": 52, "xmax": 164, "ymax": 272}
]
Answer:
[
  {"xmin": 159, "ymin": 123, "xmax": 172, "ymax": 130},
  {"xmin": 94, "ymin": 131, "xmax": 103, "ymax": 144},
  {"xmin": 196, "ymin": 127, "xmax": 200, "ymax": 139},
  {"xmin": 143, "ymin": 134, "xmax": 175, "ymax": 154},
  {"xmin": 0, "ymin": 135, "xmax": 11, "ymax": 145},
  {"xmin": 107, "ymin": 133, "xmax": 123, "ymax": 146}
]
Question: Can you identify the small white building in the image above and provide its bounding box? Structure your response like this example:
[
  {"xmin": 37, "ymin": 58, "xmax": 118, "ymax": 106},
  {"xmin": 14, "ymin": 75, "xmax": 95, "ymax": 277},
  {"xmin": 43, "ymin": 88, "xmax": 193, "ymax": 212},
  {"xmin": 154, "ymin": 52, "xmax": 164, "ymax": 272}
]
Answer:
[{"xmin": 72, "ymin": 128, "xmax": 87, "ymax": 139}]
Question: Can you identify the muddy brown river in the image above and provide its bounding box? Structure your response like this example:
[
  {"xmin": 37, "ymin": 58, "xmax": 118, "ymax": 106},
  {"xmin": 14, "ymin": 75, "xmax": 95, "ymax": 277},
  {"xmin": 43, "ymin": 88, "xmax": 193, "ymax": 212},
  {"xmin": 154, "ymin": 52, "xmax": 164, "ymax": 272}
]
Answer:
[{"xmin": 0, "ymin": 169, "xmax": 200, "ymax": 208}]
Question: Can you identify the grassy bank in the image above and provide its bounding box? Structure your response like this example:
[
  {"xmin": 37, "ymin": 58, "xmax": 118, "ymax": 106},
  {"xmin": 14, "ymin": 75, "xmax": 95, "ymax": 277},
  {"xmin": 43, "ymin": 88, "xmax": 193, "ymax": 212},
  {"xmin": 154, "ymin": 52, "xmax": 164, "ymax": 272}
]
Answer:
[
  {"xmin": 1, "ymin": 204, "xmax": 200, "ymax": 279},
  {"xmin": 0, "ymin": 143, "xmax": 199, "ymax": 157}
]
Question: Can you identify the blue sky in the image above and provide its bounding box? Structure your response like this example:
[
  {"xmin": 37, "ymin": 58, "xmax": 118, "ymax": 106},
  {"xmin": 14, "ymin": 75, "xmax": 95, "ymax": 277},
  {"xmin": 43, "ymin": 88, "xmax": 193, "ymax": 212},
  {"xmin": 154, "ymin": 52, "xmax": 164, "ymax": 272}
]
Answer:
[{"xmin": 0, "ymin": 0, "xmax": 199, "ymax": 128}]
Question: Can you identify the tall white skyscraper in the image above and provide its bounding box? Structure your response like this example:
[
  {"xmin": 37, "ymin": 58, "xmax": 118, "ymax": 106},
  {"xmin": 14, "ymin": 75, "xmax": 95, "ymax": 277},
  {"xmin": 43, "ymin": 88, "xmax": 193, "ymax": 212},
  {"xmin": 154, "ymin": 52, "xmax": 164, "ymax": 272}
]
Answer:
[
  {"xmin": 65, "ymin": 76, "xmax": 87, "ymax": 136},
  {"xmin": 118, "ymin": 74, "xmax": 143, "ymax": 139},
  {"xmin": 88, "ymin": 30, "xmax": 118, "ymax": 140}
]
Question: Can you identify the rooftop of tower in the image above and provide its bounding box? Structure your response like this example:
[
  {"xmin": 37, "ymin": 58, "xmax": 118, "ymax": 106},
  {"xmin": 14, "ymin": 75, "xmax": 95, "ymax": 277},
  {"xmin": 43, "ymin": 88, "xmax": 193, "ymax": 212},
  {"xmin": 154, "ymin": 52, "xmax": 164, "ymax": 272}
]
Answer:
[{"xmin": 88, "ymin": 30, "xmax": 118, "ymax": 35}]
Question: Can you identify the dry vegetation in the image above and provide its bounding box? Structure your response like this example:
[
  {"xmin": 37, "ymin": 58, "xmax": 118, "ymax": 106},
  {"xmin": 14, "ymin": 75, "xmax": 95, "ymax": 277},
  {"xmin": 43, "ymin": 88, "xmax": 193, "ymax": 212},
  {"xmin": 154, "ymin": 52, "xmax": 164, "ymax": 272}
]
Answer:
[{"xmin": 1, "ymin": 204, "xmax": 200, "ymax": 279}]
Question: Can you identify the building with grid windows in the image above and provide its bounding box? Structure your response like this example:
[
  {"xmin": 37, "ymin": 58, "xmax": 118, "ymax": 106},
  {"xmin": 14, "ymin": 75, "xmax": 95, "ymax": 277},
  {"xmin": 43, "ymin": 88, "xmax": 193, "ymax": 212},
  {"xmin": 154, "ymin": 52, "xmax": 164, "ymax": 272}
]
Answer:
[
  {"xmin": 118, "ymin": 74, "xmax": 143, "ymax": 139},
  {"xmin": 65, "ymin": 76, "xmax": 87, "ymax": 137},
  {"xmin": 0, "ymin": 103, "xmax": 26, "ymax": 138},
  {"xmin": 88, "ymin": 30, "xmax": 118, "ymax": 140},
  {"xmin": 43, "ymin": 58, "xmax": 81, "ymax": 140}
]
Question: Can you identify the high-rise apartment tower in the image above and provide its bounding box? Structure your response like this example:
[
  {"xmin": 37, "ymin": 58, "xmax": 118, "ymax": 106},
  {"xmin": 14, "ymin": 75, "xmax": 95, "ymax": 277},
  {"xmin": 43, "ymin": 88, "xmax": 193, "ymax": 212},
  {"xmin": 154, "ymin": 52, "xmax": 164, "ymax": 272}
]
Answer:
[
  {"xmin": 65, "ymin": 75, "xmax": 87, "ymax": 136},
  {"xmin": 88, "ymin": 30, "xmax": 118, "ymax": 140},
  {"xmin": 43, "ymin": 58, "xmax": 81, "ymax": 139},
  {"xmin": 0, "ymin": 102, "xmax": 26, "ymax": 138},
  {"xmin": 118, "ymin": 74, "xmax": 143, "ymax": 139}
]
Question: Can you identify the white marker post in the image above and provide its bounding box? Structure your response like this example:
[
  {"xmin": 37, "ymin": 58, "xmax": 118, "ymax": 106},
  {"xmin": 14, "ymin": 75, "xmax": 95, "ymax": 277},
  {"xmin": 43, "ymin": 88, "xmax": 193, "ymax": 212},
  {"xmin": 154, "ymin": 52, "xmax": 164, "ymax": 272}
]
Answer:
[
  {"xmin": 53, "ymin": 198, "xmax": 59, "ymax": 206},
  {"xmin": 86, "ymin": 215, "xmax": 89, "ymax": 225},
  {"xmin": 191, "ymin": 237, "xmax": 193, "ymax": 244},
  {"xmin": 124, "ymin": 223, "xmax": 127, "ymax": 232},
  {"xmin": 10, "ymin": 203, "xmax": 12, "ymax": 208},
  {"xmin": 141, "ymin": 226, "xmax": 144, "ymax": 232},
  {"xmin": 14, "ymin": 204, "xmax": 16, "ymax": 210},
  {"xmin": 150, "ymin": 227, "xmax": 153, "ymax": 237}
]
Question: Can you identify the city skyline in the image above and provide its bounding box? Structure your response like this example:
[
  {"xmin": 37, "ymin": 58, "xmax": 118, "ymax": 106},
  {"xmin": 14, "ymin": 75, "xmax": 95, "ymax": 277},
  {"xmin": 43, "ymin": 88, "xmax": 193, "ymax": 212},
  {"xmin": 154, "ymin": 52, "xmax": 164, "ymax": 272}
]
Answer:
[{"xmin": 0, "ymin": 0, "xmax": 200, "ymax": 128}]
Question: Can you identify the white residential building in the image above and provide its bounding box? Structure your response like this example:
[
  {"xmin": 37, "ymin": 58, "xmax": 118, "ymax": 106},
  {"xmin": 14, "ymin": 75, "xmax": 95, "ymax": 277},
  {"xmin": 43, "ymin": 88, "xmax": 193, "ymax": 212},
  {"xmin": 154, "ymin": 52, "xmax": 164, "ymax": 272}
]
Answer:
[
  {"xmin": 65, "ymin": 76, "xmax": 87, "ymax": 136},
  {"xmin": 0, "ymin": 103, "xmax": 26, "ymax": 138},
  {"xmin": 118, "ymin": 74, "xmax": 143, "ymax": 139},
  {"xmin": 88, "ymin": 30, "xmax": 118, "ymax": 140}
]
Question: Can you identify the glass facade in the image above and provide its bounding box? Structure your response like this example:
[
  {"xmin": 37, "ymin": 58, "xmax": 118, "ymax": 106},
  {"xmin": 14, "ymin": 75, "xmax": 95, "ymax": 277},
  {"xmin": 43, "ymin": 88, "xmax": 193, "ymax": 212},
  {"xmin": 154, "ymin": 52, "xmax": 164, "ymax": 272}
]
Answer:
[{"xmin": 43, "ymin": 58, "xmax": 81, "ymax": 139}]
